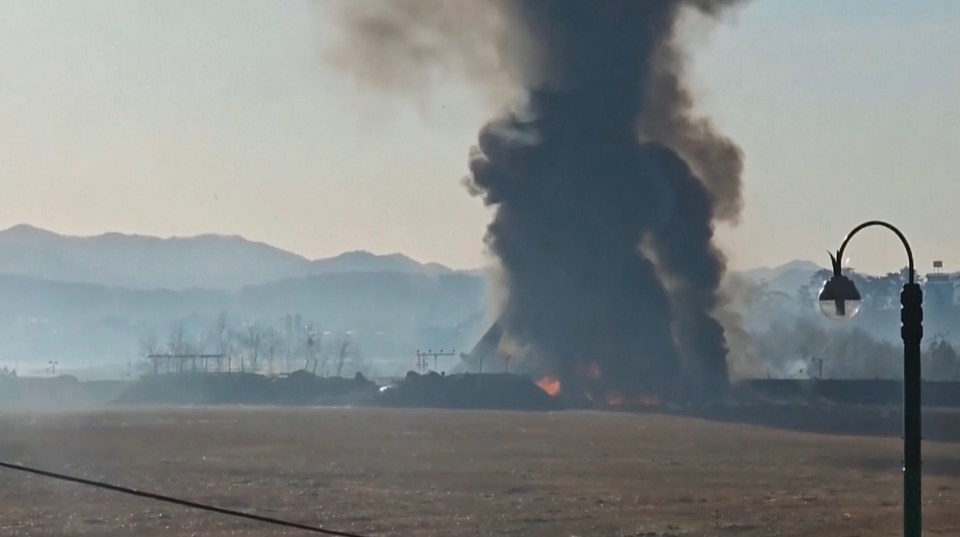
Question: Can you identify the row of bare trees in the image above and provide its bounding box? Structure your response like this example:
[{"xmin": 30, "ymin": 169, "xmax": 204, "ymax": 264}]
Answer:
[{"xmin": 139, "ymin": 312, "xmax": 364, "ymax": 377}]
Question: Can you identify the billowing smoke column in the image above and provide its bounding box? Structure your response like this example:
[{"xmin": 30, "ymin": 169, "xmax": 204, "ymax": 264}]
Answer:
[{"xmin": 332, "ymin": 0, "xmax": 746, "ymax": 403}]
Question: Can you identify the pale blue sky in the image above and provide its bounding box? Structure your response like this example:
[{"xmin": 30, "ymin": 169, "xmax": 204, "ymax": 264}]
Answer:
[{"xmin": 0, "ymin": 1, "xmax": 957, "ymax": 274}]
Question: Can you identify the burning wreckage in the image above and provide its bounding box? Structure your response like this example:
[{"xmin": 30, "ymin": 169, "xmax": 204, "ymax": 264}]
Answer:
[
  {"xmin": 331, "ymin": 0, "xmax": 751, "ymax": 409},
  {"xmin": 458, "ymin": 318, "xmax": 665, "ymax": 410},
  {"xmin": 122, "ymin": 0, "xmax": 771, "ymax": 412}
]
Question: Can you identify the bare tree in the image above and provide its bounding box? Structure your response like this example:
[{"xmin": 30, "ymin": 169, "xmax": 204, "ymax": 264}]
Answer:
[
  {"xmin": 304, "ymin": 324, "xmax": 318, "ymax": 373},
  {"xmin": 210, "ymin": 312, "xmax": 229, "ymax": 372},
  {"xmin": 318, "ymin": 331, "xmax": 332, "ymax": 376},
  {"xmin": 140, "ymin": 331, "xmax": 160, "ymax": 356},
  {"xmin": 167, "ymin": 324, "xmax": 187, "ymax": 371},
  {"xmin": 139, "ymin": 331, "xmax": 161, "ymax": 374},
  {"xmin": 227, "ymin": 328, "xmax": 246, "ymax": 373},
  {"xmin": 239, "ymin": 323, "xmax": 264, "ymax": 374},
  {"xmin": 167, "ymin": 324, "xmax": 185, "ymax": 354},
  {"xmin": 214, "ymin": 312, "xmax": 228, "ymax": 353},
  {"xmin": 335, "ymin": 333, "xmax": 351, "ymax": 377},
  {"xmin": 141, "ymin": 332, "xmax": 160, "ymax": 355},
  {"xmin": 261, "ymin": 326, "xmax": 280, "ymax": 375},
  {"xmin": 281, "ymin": 313, "xmax": 295, "ymax": 373}
]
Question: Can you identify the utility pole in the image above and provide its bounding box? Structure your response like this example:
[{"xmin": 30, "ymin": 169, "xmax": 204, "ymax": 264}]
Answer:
[{"xmin": 811, "ymin": 357, "xmax": 824, "ymax": 380}]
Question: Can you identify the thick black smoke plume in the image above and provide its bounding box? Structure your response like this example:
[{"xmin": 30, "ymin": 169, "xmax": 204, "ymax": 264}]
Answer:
[{"xmin": 332, "ymin": 0, "xmax": 746, "ymax": 403}]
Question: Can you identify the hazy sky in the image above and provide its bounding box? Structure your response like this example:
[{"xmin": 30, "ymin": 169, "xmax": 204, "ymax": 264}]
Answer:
[{"xmin": 0, "ymin": 1, "xmax": 957, "ymax": 273}]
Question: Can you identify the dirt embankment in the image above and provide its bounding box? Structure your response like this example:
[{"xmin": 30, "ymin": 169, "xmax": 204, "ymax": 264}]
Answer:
[
  {"xmin": 114, "ymin": 370, "xmax": 559, "ymax": 411},
  {"xmin": 113, "ymin": 370, "xmax": 379, "ymax": 406}
]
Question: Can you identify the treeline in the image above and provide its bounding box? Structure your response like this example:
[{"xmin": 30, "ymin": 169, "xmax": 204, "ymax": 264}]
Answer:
[
  {"xmin": 140, "ymin": 312, "xmax": 368, "ymax": 378},
  {"xmin": 734, "ymin": 267, "xmax": 960, "ymax": 380},
  {"xmin": 0, "ymin": 271, "xmax": 485, "ymax": 371}
]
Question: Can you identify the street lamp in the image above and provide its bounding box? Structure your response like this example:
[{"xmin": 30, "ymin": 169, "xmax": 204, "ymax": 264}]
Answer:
[{"xmin": 818, "ymin": 220, "xmax": 923, "ymax": 537}]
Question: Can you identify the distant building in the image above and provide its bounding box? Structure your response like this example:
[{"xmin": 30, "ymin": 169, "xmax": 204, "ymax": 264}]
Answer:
[{"xmin": 924, "ymin": 260, "xmax": 957, "ymax": 309}]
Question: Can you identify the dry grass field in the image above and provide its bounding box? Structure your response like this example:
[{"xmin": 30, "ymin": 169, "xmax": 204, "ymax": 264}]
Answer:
[{"xmin": 1, "ymin": 407, "xmax": 959, "ymax": 537}]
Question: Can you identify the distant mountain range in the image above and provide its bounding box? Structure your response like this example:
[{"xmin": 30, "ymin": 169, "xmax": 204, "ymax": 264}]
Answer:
[
  {"xmin": 0, "ymin": 224, "xmax": 824, "ymax": 293},
  {"xmin": 738, "ymin": 259, "xmax": 825, "ymax": 295},
  {"xmin": 0, "ymin": 224, "xmax": 829, "ymax": 372},
  {"xmin": 0, "ymin": 224, "xmax": 456, "ymax": 290}
]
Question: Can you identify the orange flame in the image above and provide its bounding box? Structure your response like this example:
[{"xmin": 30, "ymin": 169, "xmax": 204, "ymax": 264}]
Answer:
[{"xmin": 536, "ymin": 376, "xmax": 561, "ymax": 396}]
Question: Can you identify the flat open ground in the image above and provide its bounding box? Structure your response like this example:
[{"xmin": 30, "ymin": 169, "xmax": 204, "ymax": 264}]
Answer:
[{"xmin": 1, "ymin": 407, "xmax": 959, "ymax": 536}]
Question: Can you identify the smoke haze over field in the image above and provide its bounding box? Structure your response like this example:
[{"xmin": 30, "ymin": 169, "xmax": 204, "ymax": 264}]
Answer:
[{"xmin": 333, "ymin": 0, "xmax": 747, "ymax": 402}]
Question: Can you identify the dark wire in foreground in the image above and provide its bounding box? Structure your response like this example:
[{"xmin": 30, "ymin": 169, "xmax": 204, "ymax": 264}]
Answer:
[{"xmin": 0, "ymin": 460, "xmax": 372, "ymax": 537}]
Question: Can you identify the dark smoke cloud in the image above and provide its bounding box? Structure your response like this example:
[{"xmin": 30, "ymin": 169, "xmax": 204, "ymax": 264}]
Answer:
[
  {"xmin": 326, "ymin": 0, "xmax": 509, "ymax": 99},
  {"xmin": 643, "ymin": 38, "xmax": 745, "ymax": 221},
  {"xmin": 331, "ymin": 0, "xmax": 747, "ymax": 402}
]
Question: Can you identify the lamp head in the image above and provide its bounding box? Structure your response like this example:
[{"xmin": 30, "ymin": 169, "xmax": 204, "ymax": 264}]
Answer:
[{"xmin": 818, "ymin": 251, "xmax": 862, "ymax": 320}]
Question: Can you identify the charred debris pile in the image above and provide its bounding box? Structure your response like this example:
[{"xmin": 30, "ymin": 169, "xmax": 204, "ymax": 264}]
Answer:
[
  {"xmin": 56, "ymin": 371, "xmax": 960, "ymax": 415},
  {"xmin": 378, "ymin": 371, "xmax": 559, "ymax": 411},
  {"xmin": 113, "ymin": 370, "xmax": 560, "ymax": 410}
]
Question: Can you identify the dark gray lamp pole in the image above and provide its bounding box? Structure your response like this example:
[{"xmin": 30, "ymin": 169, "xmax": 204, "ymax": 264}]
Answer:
[{"xmin": 817, "ymin": 220, "xmax": 922, "ymax": 537}]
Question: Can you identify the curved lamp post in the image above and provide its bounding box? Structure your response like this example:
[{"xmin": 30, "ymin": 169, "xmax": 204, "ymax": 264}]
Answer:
[{"xmin": 818, "ymin": 220, "xmax": 923, "ymax": 537}]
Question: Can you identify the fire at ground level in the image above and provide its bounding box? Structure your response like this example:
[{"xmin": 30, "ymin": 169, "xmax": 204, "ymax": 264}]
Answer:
[
  {"xmin": 459, "ymin": 318, "xmax": 960, "ymax": 410},
  {"xmin": 459, "ymin": 318, "xmax": 696, "ymax": 407},
  {"xmin": 8, "ymin": 320, "xmax": 960, "ymax": 416},
  {"xmin": 3, "ymin": 406, "xmax": 960, "ymax": 537},
  {"xmin": 10, "ymin": 373, "xmax": 960, "ymax": 445}
]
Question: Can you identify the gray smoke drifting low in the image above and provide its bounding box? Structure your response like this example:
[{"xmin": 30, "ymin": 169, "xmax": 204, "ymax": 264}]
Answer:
[{"xmin": 331, "ymin": 0, "xmax": 746, "ymax": 403}]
